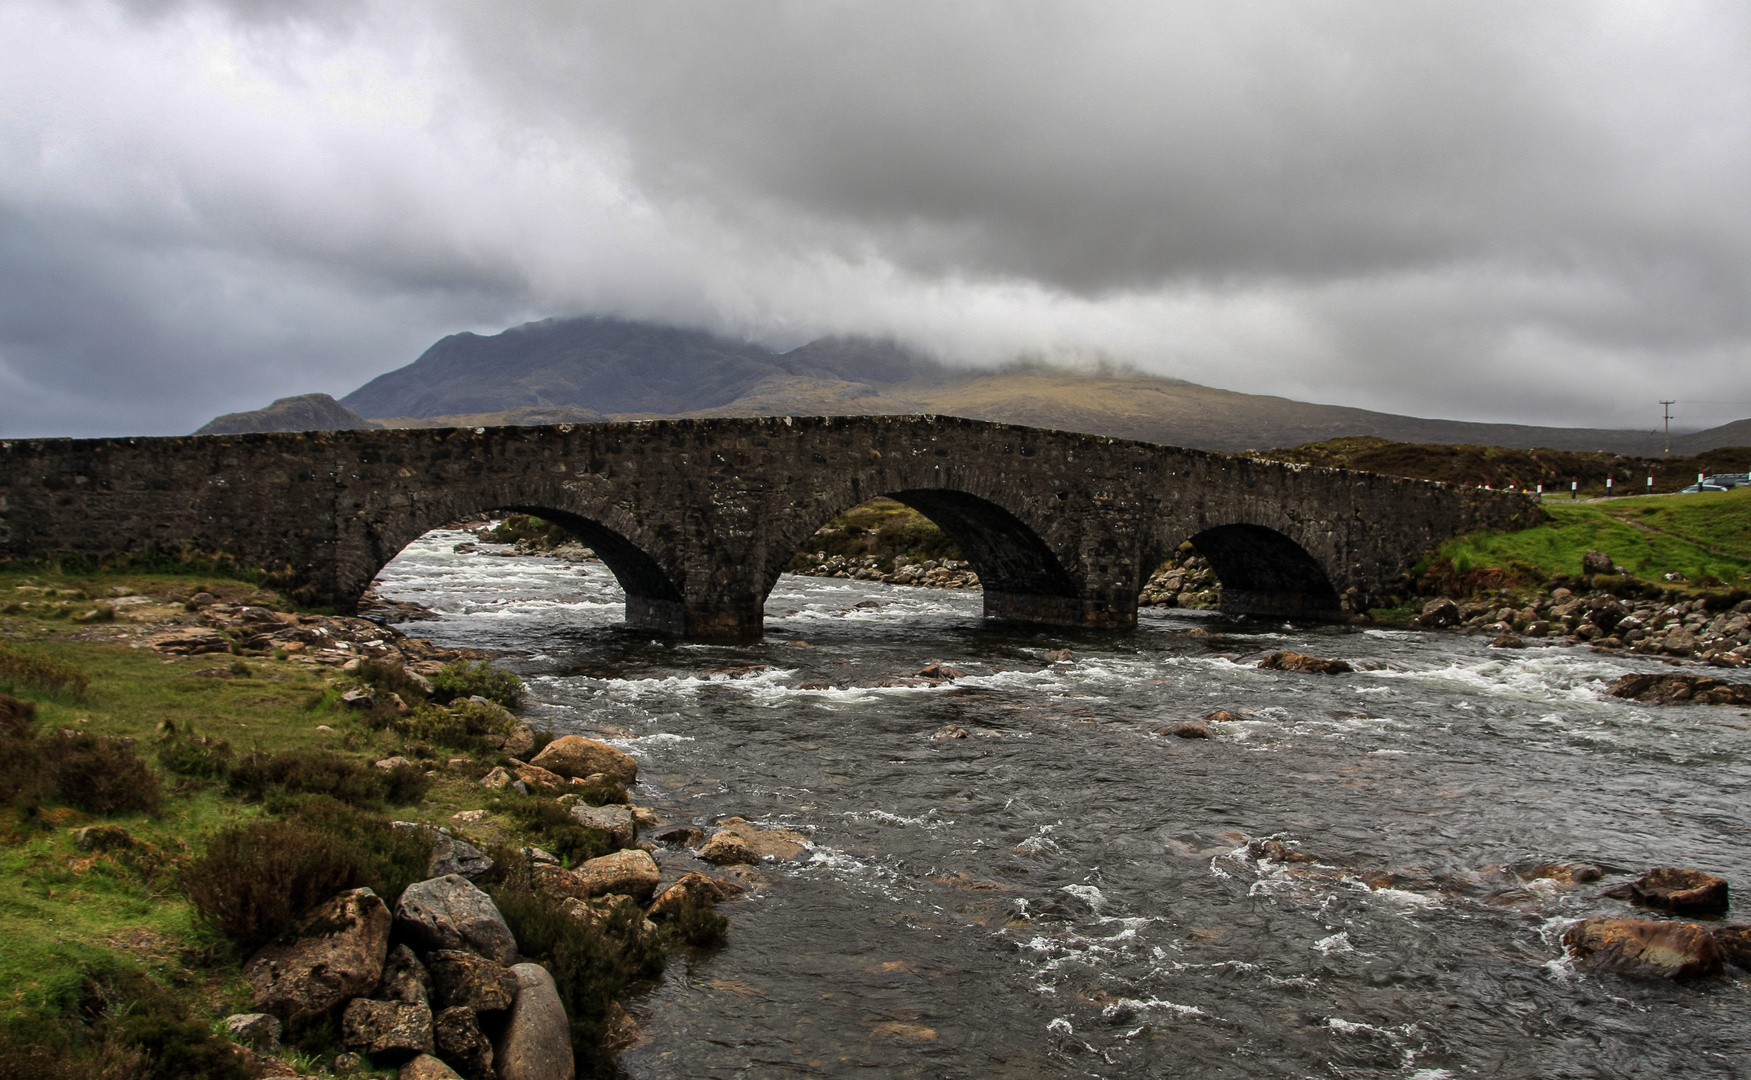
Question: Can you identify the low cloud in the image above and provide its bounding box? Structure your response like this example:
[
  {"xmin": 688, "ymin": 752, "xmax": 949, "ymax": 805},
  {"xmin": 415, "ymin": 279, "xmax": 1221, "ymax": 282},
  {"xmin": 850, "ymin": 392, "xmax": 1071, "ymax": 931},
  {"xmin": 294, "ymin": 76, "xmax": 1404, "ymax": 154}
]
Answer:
[{"xmin": 1, "ymin": 0, "xmax": 1747, "ymax": 436}]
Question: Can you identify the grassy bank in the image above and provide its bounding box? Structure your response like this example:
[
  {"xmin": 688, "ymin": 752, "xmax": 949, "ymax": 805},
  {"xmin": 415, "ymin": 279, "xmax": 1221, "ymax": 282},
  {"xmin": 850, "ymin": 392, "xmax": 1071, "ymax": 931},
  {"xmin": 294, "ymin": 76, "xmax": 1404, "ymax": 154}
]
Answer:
[
  {"xmin": 1417, "ymin": 488, "xmax": 1751, "ymax": 600},
  {"xmin": 0, "ymin": 568, "xmax": 689, "ymax": 1079}
]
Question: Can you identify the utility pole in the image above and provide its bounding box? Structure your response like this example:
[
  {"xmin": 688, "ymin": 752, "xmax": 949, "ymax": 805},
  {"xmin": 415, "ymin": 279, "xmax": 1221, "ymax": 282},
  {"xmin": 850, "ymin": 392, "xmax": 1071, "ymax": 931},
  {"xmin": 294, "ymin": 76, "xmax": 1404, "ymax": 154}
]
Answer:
[{"xmin": 1661, "ymin": 400, "xmax": 1676, "ymax": 455}]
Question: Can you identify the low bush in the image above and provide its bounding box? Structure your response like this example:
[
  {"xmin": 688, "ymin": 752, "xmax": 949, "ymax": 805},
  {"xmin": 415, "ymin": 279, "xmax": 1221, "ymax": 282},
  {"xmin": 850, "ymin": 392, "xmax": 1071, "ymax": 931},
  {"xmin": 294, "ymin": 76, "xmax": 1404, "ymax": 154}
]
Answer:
[
  {"xmin": 41, "ymin": 733, "xmax": 161, "ymax": 816},
  {"xmin": 397, "ymin": 700, "xmax": 516, "ymax": 750},
  {"xmin": 357, "ymin": 658, "xmax": 430, "ymax": 702},
  {"xmin": 487, "ymin": 794, "xmax": 613, "ymax": 865},
  {"xmin": 669, "ymin": 890, "xmax": 730, "ymax": 948},
  {"xmin": 227, "ymin": 748, "xmax": 428, "ymax": 807},
  {"xmin": 487, "ymin": 862, "xmax": 665, "ymax": 1079},
  {"xmin": 429, "ymin": 660, "xmax": 523, "ymax": 709},
  {"xmin": 154, "ymin": 722, "xmax": 232, "ymax": 779},
  {"xmin": 574, "ymin": 773, "xmax": 628, "ymax": 807},
  {"xmin": 181, "ymin": 803, "xmax": 430, "ymax": 953},
  {"xmin": 0, "ymin": 644, "xmax": 90, "ymax": 699}
]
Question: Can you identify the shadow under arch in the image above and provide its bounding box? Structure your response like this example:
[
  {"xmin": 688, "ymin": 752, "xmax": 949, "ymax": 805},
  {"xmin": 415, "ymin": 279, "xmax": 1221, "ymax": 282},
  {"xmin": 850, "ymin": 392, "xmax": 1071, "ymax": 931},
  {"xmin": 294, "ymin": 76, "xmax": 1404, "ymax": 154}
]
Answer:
[
  {"xmin": 1188, "ymin": 523, "xmax": 1342, "ymax": 619},
  {"xmin": 492, "ymin": 506, "xmax": 686, "ymax": 631},
  {"xmin": 883, "ymin": 489, "xmax": 1082, "ymax": 624}
]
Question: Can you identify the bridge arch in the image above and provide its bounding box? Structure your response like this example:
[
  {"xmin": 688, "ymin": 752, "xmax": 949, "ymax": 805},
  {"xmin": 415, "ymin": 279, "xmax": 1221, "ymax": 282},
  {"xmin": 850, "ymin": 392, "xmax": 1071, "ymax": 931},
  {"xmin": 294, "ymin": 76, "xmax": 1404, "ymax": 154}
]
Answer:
[{"xmin": 1160, "ymin": 522, "xmax": 1343, "ymax": 619}]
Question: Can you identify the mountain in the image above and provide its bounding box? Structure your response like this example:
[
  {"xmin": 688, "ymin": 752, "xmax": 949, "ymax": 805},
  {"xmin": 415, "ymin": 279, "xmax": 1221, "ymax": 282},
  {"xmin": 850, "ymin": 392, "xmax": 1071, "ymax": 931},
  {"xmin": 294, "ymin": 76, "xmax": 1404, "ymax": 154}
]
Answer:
[
  {"xmin": 195, "ymin": 393, "xmax": 378, "ymax": 435},
  {"xmin": 199, "ymin": 316, "xmax": 1751, "ymax": 455}
]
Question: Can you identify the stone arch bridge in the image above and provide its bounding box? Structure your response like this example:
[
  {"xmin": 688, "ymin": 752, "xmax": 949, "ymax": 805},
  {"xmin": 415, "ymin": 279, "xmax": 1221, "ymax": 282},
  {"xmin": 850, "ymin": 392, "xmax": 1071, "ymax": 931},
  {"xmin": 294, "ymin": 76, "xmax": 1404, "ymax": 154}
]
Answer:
[{"xmin": 0, "ymin": 416, "xmax": 1535, "ymax": 639}]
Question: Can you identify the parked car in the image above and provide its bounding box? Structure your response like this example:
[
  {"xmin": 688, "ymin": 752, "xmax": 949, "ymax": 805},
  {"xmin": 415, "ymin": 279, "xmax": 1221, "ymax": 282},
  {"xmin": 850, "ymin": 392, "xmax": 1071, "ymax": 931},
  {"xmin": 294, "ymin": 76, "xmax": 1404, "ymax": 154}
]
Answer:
[
  {"xmin": 1703, "ymin": 473, "xmax": 1749, "ymax": 489},
  {"xmin": 1679, "ymin": 483, "xmax": 1732, "ymax": 493}
]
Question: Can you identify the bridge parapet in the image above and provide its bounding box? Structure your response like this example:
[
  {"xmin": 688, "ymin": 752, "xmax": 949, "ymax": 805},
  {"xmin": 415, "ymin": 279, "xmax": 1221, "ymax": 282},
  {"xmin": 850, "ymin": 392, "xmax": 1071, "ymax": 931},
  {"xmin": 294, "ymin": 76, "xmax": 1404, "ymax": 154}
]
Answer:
[{"xmin": 0, "ymin": 416, "xmax": 1537, "ymax": 638}]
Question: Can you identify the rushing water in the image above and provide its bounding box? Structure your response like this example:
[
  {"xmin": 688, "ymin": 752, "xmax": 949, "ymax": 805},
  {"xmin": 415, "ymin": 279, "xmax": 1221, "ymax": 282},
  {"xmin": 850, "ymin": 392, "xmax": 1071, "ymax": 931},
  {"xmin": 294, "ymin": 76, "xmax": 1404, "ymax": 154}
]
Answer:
[{"xmin": 376, "ymin": 532, "xmax": 1751, "ymax": 1079}]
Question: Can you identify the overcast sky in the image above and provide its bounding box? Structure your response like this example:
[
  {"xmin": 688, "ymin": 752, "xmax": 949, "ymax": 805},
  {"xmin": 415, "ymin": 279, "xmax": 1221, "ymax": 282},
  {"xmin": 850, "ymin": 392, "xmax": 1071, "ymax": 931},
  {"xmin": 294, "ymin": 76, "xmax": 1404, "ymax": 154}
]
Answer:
[{"xmin": 3, "ymin": 0, "xmax": 1748, "ymax": 437}]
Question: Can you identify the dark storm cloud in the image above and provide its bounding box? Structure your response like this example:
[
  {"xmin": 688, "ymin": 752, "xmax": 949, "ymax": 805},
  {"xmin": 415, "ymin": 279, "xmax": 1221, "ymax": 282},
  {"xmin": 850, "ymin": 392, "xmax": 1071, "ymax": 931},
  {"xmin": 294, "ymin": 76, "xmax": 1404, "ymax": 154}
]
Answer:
[{"xmin": 1, "ymin": 0, "xmax": 1748, "ymax": 436}]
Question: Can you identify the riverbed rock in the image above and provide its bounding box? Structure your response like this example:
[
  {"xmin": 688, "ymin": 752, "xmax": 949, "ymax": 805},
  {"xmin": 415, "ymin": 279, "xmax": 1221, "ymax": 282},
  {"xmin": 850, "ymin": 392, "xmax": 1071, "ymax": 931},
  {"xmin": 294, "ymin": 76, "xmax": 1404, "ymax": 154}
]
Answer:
[
  {"xmin": 1161, "ymin": 721, "xmax": 1211, "ymax": 739},
  {"xmin": 244, "ymin": 887, "xmax": 392, "ymax": 1021},
  {"xmin": 1713, "ymin": 926, "xmax": 1751, "ymax": 969},
  {"xmin": 698, "ymin": 818, "xmax": 812, "ymax": 865},
  {"xmin": 1490, "ymin": 631, "xmax": 1525, "ymax": 649},
  {"xmin": 646, "ymin": 871, "xmax": 744, "ymax": 919},
  {"xmin": 1563, "ymin": 918, "xmax": 1723, "ymax": 981},
  {"xmin": 573, "ymin": 848, "xmax": 661, "ymax": 900},
  {"xmin": 1516, "ymin": 862, "xmax": 1603, "ymax": 885},
  {"xmin": 1417, "ymin": 598, "xmax": 1460, "ymax": 628},
  {"xmin": 223, "ymin": 1013, "xmax": 281, "ymax": 1055},
  {"xmin": 1602, "ymin": 868, "xmax": 1730, "ymax": 914},
  {"xmin": 400, "ymin": 1055, "xmax": 463, "ymax": 1080},
  {"xmin": 427, "ymin": 949, "xmax": 518, "ymax": 1013},
  {"xmin": 342, "ymin": 998, "xmax": 435, "ymax": 1057},
  {"xmin": 495, "ymin": 963, "xmax": 574, "ymax": 1080},
  {"xmin": 571, "ymin": 803, "xmax": 637, "ymax": 846},
  {"xmin": 396, "ymin": 875, "xmax": 518, "ymax": 965},
  {"xmin": 529, "ymin": 734, "xmax": 638, "ymax": 784},
  {"xmin": 377, "ymin": 944, "xmax": 431, "ymax": 1006},
  {"xmin": 1607, "ymin": 672, "xmax": 1751, "ymax": 706},
  {"xmin": 433, "ymin": 1006, "xmax": 495, "ymax": 1080},
  {"xmin": 1257, "ymin": 651, "xmax": 1353, "ymax": 675}
]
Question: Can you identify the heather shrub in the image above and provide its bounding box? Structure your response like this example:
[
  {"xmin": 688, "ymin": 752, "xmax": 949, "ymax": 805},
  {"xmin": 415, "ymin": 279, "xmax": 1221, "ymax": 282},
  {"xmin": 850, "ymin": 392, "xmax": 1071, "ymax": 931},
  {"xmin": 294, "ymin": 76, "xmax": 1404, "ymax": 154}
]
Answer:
[
  {"xmin": 226, "ymin": 748, "xmax": 428, "ymax": 807},
  {"xmin": 181, "ymin": 804, "xmax": 429, "ymax": 952},
  {"xmin": 487, "ymin": 794, "xmax": 612, "ymax": 865},
  {"xmin": 40, "ymin": 733, "xmax": 160, "ymax": 816},
  {"xmin": 154, "ymin": 722, "xmax": 232, "ymax": 779},
  {"xmin": 399, "ymin": 700, "xmax": 515, "ymax": 750},
  {"xmin": 357, "ymin": 658, "xmax": 430, "ymax": 702},
  {"xmin": 0, "ymin": 644, "xmax": 90, "ymax": 699},
  {"xmin": 670, "ymin": 890, "xmax": 730, "ymax": 949},
  {"xmin": 429, "ymin": 660, "xmax": 523, "ymax": 709}
]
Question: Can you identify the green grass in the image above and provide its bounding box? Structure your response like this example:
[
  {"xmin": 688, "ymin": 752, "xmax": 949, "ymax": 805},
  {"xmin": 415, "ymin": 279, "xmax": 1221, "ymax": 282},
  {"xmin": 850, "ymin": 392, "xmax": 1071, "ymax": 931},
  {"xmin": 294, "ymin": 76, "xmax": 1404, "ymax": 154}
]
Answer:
[
  {"xmin": 1427, "ymin": 490, "xmax": 1751, "ymax": 591},
  {"xmin": 786, "ymin": 497, "xmax": 962, "ymax": 572}
]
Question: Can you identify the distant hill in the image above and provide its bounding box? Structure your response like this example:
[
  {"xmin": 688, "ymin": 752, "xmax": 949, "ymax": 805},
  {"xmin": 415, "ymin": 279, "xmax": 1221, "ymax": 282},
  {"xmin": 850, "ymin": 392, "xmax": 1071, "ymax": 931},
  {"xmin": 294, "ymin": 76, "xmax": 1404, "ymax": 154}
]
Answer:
[
  {"xmin": 195, "ymin": 393, "xmax": 378, "ymax": 435},
  {"xmin": 196, "ymin": 316, "xmax": 1751, "ymax": 455}
]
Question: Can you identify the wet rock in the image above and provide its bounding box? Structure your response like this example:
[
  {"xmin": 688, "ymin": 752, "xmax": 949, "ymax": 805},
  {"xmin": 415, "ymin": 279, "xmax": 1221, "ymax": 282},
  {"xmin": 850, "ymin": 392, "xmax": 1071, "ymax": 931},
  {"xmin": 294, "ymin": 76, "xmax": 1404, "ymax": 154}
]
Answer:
[
  {"xmin": 495, "ymin": 963, "xmax": 574, "ymax": 1080},
  {"xmin": 646, "ymin": 871, "xmax": 745, "ymax": 919},
  {"xmin": 1581, "ymin": 550, "xmax": 1618, "ymax": 576},
  {"xmin": 1602, "ymin": 868, "xmax": 1730, "ymax": 914},
  {"xmin": 377, "ymin": 944, "xmax": 431, "ymax": 1005},
  {"xmin": 1713, "ymin": 926, "xmax": 1751, "ymax": 969},
  {"xmin": 931, "ymin": 724, "xmax": 970, "ymax": 740},
  {"xmin": 427, "ymin": 950, "xmax": 518, "ymax": 1013},
  {"xmin": 1490, "ymin": 631, "xmax": 1526, "ymax": 649},
  {"xmin": 1417, "ymin": 598, "xmax": 1460, "ymax": 628},
  {"xmin": 1257, "ymin": 651, "xmax": 1352, "ymax": 675},
  {"xmin": 1516, "ymin": 862, "xmax": 1604, "ymax": 885},
  {"xmin": 1046, "ymin": 648, "xmax": 1075, "ymax": 662},
  {"xmin": 529, "ymin": 734, "xmax": 638, "ymax": 784},
  {"xmin": 915, "ymin": 663, "xmax": 963, "ymax": 680},
  {"xmin": 223, "ymin": 1013, "xmax": 281, "ymax": 1055},
  {"xmin": 244, "ymin": 887, "xmax": 392, "ymax": 1021},
  {"xmin": 698, "ymin": 818, "xmax": 812, "ymax": 865},
  {"xmin": 433, "ymin": 1006, "xmax": 495, "ymax": 1080},
  {"xmin": 1201, "ymin": 710, "xmax": 1241, "ymax": 723},
  {"xmin": 574, "ymin": 848, "xmax": 662, "ymax": 900},
  {"xmin": 396, "ymin": 875, "xmax": 518, "ymax": 965},
  {"xmin": 401, "ymin": 1055, "xmax": 463, "ymax": 1080},
  {"xmin": 1160, "ymin": 721, "xmax": 1211, "ymax": 739},
  {"xmin": 1607, "ymin": 672, "xmax": 1751, "ymax": 706},
  {"xmin": 1246, "ymin": 838, "xmax": 1316, "ymax": 864},
  {"xmin": 1563, "ymin": 918, "xmax": 1723, "ymax": 981},
  {"xmin": 342, "ymin": 998, "xmax": 434, "ymax": 1057},
  {"xmin": 655, "ymin": 825, "xmax": 705, "ymax": 847},
  {"xmin": 571, "ymin": 803, "xmax": 637, "ymax": 846}
]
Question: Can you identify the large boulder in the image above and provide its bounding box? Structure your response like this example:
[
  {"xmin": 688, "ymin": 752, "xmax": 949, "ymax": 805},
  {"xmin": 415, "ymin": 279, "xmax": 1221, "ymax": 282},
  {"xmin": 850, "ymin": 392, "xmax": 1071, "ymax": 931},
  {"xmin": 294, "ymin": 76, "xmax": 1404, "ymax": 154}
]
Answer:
[
  {"xmin": 1581, "ymin": 549, "xmax": 1618, "ymax": 576},
  {"xmin": 529, "ymin": 735, "xmax": 638, "ymax": 784},
  {"xmin": 433, "ymin": 1006, "xmax": 495, "ymax": 1080},
  {"xmin": 222, "ymin": 1013, "xmax": 281, "ymax": 1055},
  {"xmin": 393, "ymin": 823, "xmax": 494, "ymax": 880},
  {"xmin": 573, "ymin": 849, "xmax": 662, "ymax": 901},
  {"xmin": 396, "ymin": 875, "xmax": 518, "ymax": 965},
  {"xmin": 697, "ymin": 818, "xmax": 812, "ymax": 865},
  {"xmin": 571, "ymin": 804, "xmax": 636, "ymax": 847},
  {"xmin": 496, "ymin": 963, "xmax": 574, "ymax": 1080},
  {"xmin": 244, "ymin": 887, "xmax": 392, "ymax": 1021},
  {"xmin": 1563, "ymin": 918, "xmax": 1723, "ymax": 981},
  {"xmin": 1603, "ymin": 868, "xmax": 1731, "ymax": 914},
  {"xmin": 1256, "ymin": 651, "xmax": 1352, "ymax": 675},
  {"xmin": 646, "ymin": 872, "xmax": 744, "ymax": 920},
  {"xmin": 1714, "ymin": 925, "xmax": 1751, "ymax": 969},
  {"xmin": 341, "ymin": 998, "xmax": 435, "ymax": 1057},
  {"xmin": 1416, "ymin": 598, "xmax": 1460, "ymax": 628},
  {"xmin": 377, "ymin": 944, "xmax": 431, "ymax": 1006},
  {"xmin": 401, "ymin": 1056, "xmax": 463, "ymax": 1080},
  {"xmin": 427, "ymin": 950, "xmax": 518, "ymax": 1013}
]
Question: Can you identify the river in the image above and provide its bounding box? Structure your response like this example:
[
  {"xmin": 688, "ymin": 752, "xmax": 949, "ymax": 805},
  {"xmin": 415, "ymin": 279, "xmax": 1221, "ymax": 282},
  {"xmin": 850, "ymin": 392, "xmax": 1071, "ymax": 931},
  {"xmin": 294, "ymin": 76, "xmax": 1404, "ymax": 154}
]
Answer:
[{"xmin": 375, "ymin": 530, "xmax": 1751, "ymax": 1079}]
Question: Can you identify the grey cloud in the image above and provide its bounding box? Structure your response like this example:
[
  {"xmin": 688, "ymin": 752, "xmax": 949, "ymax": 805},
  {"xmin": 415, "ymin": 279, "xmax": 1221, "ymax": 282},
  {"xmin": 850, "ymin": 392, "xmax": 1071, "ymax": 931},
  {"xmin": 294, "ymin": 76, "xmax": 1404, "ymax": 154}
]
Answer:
[{"xmin": 1, "ymin": 0, "xmax": 1748, "ymax": 436}]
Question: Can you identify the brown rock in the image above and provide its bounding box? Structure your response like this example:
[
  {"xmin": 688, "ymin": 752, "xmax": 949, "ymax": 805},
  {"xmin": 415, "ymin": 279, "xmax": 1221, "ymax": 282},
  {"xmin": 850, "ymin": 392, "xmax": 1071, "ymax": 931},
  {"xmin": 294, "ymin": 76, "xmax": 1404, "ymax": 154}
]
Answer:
[
  {"xmin": 376, "ymin": 944, "xmax": 431, "ymax": 1005},
  {"xmin": 503, "ymin": 726, "xmax": 538, "ymax": 759},
  {"xmin": 1607, "ymin": 672, "xmax": 1751, "ymax": 706},
  {"xmin": 427, "ymin": 950, "xmax": 518, "ymax": 1013},
  {"xmin": 479, "ymin": 766, "xmax": 513, "ymax": 789},
  {"xmin": 531, "ymin": 862, "xmax": 594, "ymax": 903},
  {"xmin": 515, "ymin": 763, "xmax": 568, "ymax": 790},
  {"xmin": 1416, "ymin": 598, "xmax": 1460, "ymax": 628},
  {"xmin": 1256, "ymin": 651, "xmax": 1352, "ymax": 675},
  {"xmin": 1581, "ymin": 550, "xmax": 1618, "ymax": 576},
  {"xmin": 930, "ymin": 724, "xmax": 970, "ymax": 740},
  {"xmin": 696, "ymin": 832, "xmax": 756, "ymax": 866},
  {"xmin": 1562, "ymin": 918, "xmax": 1723, "ymax": 981},
  {"xmin": 1201, "ymin": 710, "xmax": 1241, "ymax": 723},
  {"xmin": 495, "ymin": 963, "xmax": 574, "ymax": 1080},
  {"xmin": 698, "ymin": 818, "xmax": 812, "ymax": 865},
  {"xmin": 341, "ymin": 998, "xmax": 434, "ymax": 1056},
  {"xmin": 244, "ymin": 888, "xmax": 392, "ymax": 1022},
  {"xmin": 571, "ymin": 803, "xmax": 637, "ymax": 846},
  {"xmin": 1161, "ymin": 721, "xmax": 1210, "ymax": 739},
  {"xmin": 1517, "ymin": 863, "xmax": 1604, "ymax": 885},
  {"xmin": 433, "ymin": 1006, "xmax": 494, "ymax": 1080},
  {"xmin": 915, "ymin": 663, "xmax": 963, "ymax": 680},
  {"xmin": 529, "ymin": 734, "xmax": 638, "ymax": 784},
  {"xmin": 573, "ymin": 848, "xmax": 661, "ymax": 900},
  {"xmin": 654, "ymin": 825, "xmax": 705, "ymax": 847},
  {"xmin": 646, "ymin": 871, "xmax": 744, "ymax": 919},
  {"xmin": 1713, "ymin": 925, "xmax": 1751, "ymax": 969},
  {"xmin": 1602, "ymin": 867, "xmax": 1730, "ymax": 914},
  {"xmin": 401, "ymin": 1055, "xmax": 463, "ymax": 1080}
]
